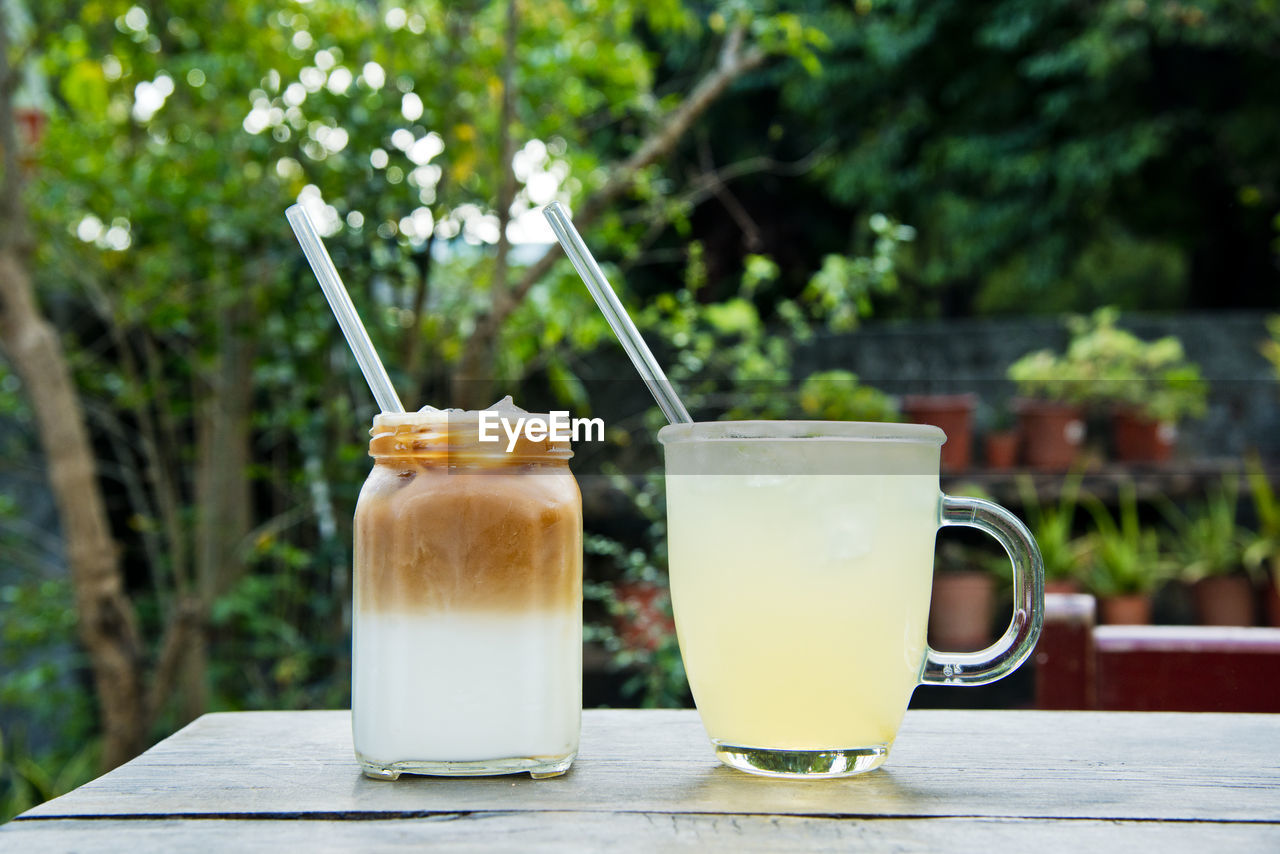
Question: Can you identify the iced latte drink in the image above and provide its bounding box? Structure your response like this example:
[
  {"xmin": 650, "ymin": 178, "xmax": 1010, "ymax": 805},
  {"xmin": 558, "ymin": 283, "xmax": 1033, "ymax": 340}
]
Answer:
[{"xmin": 352, "ymin": 400, "xmax": 583, "ymax": 779}]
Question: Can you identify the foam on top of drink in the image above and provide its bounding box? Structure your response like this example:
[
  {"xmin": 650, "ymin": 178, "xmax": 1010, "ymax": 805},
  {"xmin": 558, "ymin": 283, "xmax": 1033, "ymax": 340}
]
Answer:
[
  {"xmin": 373, "ymin": 396, "xmax": 527, "ymax": 429},
  {"xmin": 369, "ymin": 396, "xmax": 570, "ymax": 460}
]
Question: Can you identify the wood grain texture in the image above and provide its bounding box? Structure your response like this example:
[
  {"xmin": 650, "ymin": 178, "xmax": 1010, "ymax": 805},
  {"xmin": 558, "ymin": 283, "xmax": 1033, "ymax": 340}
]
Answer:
[
  {"xmin": 4, "ymin": 815, "xmax": 1278, "ymax": 854},
  {"xmin": 12, "ymin": 709, "xmax": 1280, "ymax": 823}
]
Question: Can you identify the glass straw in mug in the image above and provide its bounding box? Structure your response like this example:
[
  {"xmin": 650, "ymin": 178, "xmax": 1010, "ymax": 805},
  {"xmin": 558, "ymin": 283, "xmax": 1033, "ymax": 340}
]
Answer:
[
  {"xmin": 286, "ymin": 204, "xmax": 405, "ymax": 414},
  {"xmin": 542, "ymin": 201, "xmax": 692, "ymax": 425}
]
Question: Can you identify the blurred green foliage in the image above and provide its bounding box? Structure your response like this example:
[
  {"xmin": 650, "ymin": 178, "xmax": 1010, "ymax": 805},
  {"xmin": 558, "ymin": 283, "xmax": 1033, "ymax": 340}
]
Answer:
[
  {"xmin": 1162, "ymin": 476, "xmax": 1250, "ymax": 583},
  {"xmin": 1262, "ymin": 316, "xmax": 1280, "ymax": 379},
  {"xmin": 694, "ymin": 0, "xmax": 1280, "ymax": 313},
  {"xmin": 798, "ymin": 370, "xmax": 899, "ymax": 422},
  {"xmin": 1017, "ymin": 473, "xmax": 1088, "ymax": 587},
  {"xmin": 0, "ymin": 361, "xmax": 95, "ymax": 823},
  {"xmin": 583, "ymin": 472, "xmax": 690, "ymax": 708},
  {"xmin": 1244, "ymin": 456, "xmax": 1280, "ymax": 589},
  {"xmin": 0, "ymin": 577, "xmax": 99, "ymax": 823},
  {"xmin": 1083, "ymin": 483, "xmax": 1169, "ymax": 596}
]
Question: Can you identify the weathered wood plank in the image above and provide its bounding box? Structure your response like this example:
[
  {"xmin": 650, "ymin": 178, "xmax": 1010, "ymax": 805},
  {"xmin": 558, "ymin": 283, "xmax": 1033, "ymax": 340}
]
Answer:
[
  {"xmin": 3, "ymin": 815, "xmax": 1277, "ymax": 854},
  {"xmin": 15, "ymin": 710, "xmax": 1280, "ymax": 822}
]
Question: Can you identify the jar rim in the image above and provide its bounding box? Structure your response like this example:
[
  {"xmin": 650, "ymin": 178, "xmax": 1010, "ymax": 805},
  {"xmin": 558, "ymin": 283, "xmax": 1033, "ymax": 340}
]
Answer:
[{"xmin": 369, "ymin": 410, "xmax": 573, "ymax": 461}]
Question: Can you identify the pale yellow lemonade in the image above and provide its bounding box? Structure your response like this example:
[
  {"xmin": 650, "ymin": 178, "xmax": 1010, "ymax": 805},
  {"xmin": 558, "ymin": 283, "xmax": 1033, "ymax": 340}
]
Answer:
[{"xmin": 665, "ymin": 447, "xmax": 939, "ymax": 751}]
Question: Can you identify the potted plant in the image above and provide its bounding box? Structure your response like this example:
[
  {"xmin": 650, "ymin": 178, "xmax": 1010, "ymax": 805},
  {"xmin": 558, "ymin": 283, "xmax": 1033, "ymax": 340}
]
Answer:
[
  {"xmin": 901, "ymin": 393, "xmax": 977, "ymax": 471},
  {"xmin": 979, "ymin": 402, "xmax": 1019, "ymax": 470},
  {"xmin": 1163, "ymin": 476, "xmax": 1254, "ymax": 626},
  {"xmin": 1018, "ymin": 474, "xmax": 1088, "ymax": 593},
  {"xmin": 1243, "ymin": 456, "xmax": 1280, "ymax": 627},
  {"xmin": 798, "ymin": 370, "xmax": 901, "ymax": 423},
  {"xmin": 1057, "ymin": 308, "xmax": 1207, "ymax": 463},
  {"xmin": 1081, "ymin": 483, "xmax": 1167, "ymax": 624},
  {"xmin": 1007, "ymin": 349, "xmax": 1088, "ymax": 471},
  {"xmin": 1008, "ymin": 309, "xmax": 1209, "ymax": 467}
]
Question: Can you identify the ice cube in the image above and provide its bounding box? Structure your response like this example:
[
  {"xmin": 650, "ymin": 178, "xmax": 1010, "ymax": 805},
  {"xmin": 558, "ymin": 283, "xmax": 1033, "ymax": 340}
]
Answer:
[
  {"xmin": 485, "ymin": 395, "xmax": 527, "ymax": 414},
  {"xmin": 827, "ymin": 513, "xmax": 873, "ymax": 562}
]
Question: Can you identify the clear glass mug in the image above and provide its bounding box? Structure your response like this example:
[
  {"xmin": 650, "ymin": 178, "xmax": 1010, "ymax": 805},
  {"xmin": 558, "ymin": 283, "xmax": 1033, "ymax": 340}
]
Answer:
[{"xmin": 658, "ymin": 421, "xmax": 1043, "ymax": 778}]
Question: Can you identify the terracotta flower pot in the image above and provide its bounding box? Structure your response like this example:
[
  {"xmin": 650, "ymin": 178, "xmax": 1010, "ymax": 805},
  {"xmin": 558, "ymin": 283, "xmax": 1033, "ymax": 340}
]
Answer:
[
  {"xmin": 1192, "ymin": 575, "xmax": 1256, "ymax": 627},
  {"xmin": 902, "ymin": 394, "xmax": 977, "ymax": 472},
  {"xmin": 928, "ymin": 570, "xmax": 996, "ymax": 652},
  {"xmin": 1112, "ymin": 409, "xmax": 1176, "ymax": 463},
  {"xmin": 1045, "ymin": 578, "xmax": 1082, "ymax": 595},
  {"xmin": 1098, "ymin": 593, "xmax": 1152, "ymax": 625},
  {"xmin": 984, "ymin": 430, "xmax": 1018, "ymax": 470},
  {"xmin": 1013, "ymin": 399, "xmax": 1085, "ymax": 472},
  {"xmin": 1263, "ymin": 578, "xmax": 1280, "ymax": 628}
]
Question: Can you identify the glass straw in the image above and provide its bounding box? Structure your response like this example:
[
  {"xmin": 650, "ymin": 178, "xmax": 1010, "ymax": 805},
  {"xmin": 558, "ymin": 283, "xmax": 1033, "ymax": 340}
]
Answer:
[
  {"xmin": 542, "ymin": 202, "xmax": 692, "ymax": 425},
  {"xmin": 286, "ymin": 204, "xmax": 405, "ymax": 413}
]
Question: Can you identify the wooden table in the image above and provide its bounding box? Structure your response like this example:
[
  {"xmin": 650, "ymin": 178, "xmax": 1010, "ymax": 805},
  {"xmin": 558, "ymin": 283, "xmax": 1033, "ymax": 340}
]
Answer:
[{"xmin": 4, "ymin": 710, "xmax": 1279, "ymax": 851}]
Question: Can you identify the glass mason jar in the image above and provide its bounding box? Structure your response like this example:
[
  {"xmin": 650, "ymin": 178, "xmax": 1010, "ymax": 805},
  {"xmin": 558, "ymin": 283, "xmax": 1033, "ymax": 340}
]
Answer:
[{"xmin": 352, "ymin": 410, "xmax": 583, "ymax": 779}]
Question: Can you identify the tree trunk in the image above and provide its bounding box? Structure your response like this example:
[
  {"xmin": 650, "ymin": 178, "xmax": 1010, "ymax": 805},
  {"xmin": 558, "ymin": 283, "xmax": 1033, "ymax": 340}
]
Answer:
[
  {"xmin": 1, "ymin": 12, "xmax": 148, "ymax": 769},
  {"xmin": 195, "ymin": 299, "xmax": 255, "ymax": 602},
  {"xmin": 0, "ymin": 248, "xmax": 148, "ymax": 770},
  {"xmin": 186, "ymin": 298, "xmax": 255, "ymax": 722},
  {"xmin": 451, "ymin": 0, "xmax": 521, "ymax": 410}
]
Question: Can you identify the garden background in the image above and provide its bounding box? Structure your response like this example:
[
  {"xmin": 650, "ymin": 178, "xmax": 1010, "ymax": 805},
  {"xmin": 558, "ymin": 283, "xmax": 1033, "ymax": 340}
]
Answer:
[{"xmin": 2, "ymin": 0, "xmax": 1278, "ymax": 821}]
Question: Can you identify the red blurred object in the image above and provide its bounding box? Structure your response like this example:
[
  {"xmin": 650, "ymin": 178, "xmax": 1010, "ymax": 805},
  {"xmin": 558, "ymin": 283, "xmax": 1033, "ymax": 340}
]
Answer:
[
  {"xmin": 613, "ymin": 581, "xmax": 675, "ymax": 652},
  {"xmin": 15, "ymin": 107, "xmax": 47, "ymax": 149},
  {"xmin": 1036, "ymin": 593, "xmax": 1280, "ymax": 712},
  {"xmin": 1034, "ymin": 593, "xmax": 1096, "ymax": 710},
  {"xmin": 1094, "ymin": 627, "xmax": 1280, "ymax": 712}
]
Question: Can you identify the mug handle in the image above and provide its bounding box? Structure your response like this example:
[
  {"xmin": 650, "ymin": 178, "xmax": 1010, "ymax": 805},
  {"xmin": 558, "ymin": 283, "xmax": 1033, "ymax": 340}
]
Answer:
[{"xmin": 920, "ymin": 494, "xmax": 1044, "ymax": 686}]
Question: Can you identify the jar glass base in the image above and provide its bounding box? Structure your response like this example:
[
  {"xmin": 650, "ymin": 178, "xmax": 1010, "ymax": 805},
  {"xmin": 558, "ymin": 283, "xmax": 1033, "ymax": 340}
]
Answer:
[
  {"xmin": 358, "ymin": 752, "xmax": 576, "ymax": 780},
  {"xmin": 712, "ymin": 741, "xmax": 890, "ymax": 778}
]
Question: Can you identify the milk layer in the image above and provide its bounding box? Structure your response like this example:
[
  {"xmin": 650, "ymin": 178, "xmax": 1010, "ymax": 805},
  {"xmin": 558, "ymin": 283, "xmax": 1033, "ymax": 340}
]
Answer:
[{"xmin": 352, "ymin": 610, "xmax": 581, "ymax": 763}]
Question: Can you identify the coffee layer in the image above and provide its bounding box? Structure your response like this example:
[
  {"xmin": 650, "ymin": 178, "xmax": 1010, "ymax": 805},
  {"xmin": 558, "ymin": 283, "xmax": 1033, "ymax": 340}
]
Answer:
[{"xmin": 354, "ymin": 463, "xmax": 582, "ymax": 613}]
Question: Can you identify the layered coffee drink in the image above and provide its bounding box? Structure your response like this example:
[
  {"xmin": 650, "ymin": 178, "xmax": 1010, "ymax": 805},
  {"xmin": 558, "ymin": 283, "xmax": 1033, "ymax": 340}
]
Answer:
[{"xmin": 352, "ymin": 399, "xmax": 583, "ymax": 779}]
